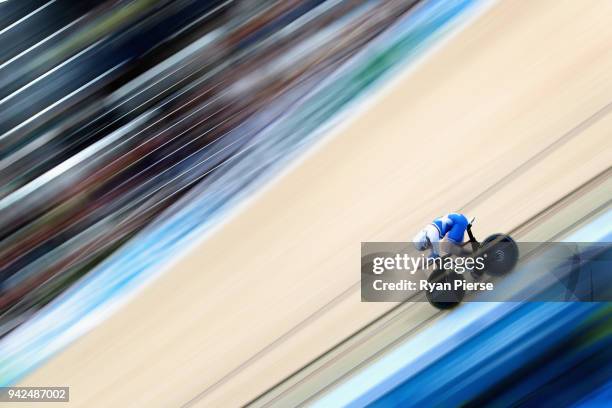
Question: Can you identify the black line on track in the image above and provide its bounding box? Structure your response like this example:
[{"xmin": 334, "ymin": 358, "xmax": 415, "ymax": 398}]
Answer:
[{"xmin": 460, "ymin": 101, "xmax": 612, "ymax": 211}]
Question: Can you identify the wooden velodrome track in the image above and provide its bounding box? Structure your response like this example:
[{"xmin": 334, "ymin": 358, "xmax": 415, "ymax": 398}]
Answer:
[{"xmin": 21, "ymin": 0, "xmax": 612, "ymax": 406}]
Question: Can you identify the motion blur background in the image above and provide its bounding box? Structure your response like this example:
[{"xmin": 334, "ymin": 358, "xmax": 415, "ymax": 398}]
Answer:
[{"xmin": 0, "ymin": 0, "xmax": 611, "ymax": 406}]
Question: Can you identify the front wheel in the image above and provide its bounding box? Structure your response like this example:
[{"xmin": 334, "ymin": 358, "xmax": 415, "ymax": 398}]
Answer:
[{"xmin": 479, "ymin": 234, "xmax": 519, "ymax": 277}]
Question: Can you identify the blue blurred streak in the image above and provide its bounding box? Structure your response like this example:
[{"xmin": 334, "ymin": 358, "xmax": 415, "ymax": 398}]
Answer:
[{"xmin": 315, "ymin": 209, "xmax": 612, "ymax": 407}]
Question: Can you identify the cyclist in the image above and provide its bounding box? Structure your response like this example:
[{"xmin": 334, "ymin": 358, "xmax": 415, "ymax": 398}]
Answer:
[{"xmin": 413, "ymin": 213, "xmax": 471, "ymax": 258}]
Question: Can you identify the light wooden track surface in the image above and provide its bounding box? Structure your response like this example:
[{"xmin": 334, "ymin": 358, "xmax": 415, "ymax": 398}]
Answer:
[{"xmin": 21, "ymin": 0, "xmax": 612, "ymax": 406}]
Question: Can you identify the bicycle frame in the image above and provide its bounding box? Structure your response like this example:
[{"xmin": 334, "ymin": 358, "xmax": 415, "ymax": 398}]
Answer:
[{"xmin": 466, "ymin": 224, "xmax": 480, "ymax": 253}]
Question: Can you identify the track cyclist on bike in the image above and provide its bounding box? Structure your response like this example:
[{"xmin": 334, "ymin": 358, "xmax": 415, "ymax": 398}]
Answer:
[{"xmin": 413, "ymin": 213, "xmax": 471, "ymax": 258}]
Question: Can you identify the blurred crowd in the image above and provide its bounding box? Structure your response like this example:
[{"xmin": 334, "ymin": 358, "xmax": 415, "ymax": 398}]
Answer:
[{"xmin": 0, "ymin": 0, "xmax": 422, "ymax": 336}]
